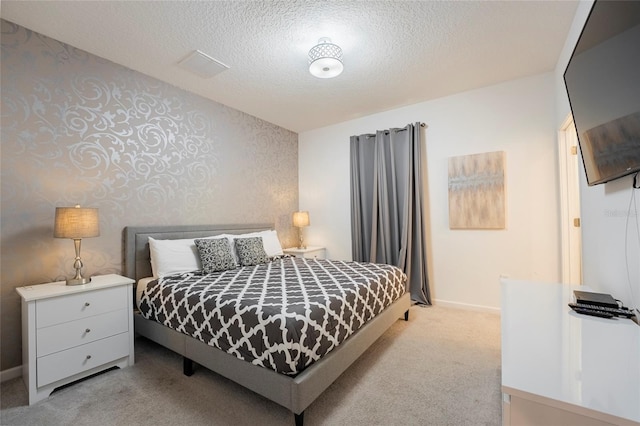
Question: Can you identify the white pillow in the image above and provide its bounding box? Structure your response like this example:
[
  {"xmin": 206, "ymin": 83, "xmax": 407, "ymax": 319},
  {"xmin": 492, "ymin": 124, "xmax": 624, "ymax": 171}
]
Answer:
[
  {"xmin": 259, "ymin": 230, "xmax": 284, "ymax": 257},
  {"xmin": 148, "ymin": 235, "xmax": 229, "ymax": 277}
]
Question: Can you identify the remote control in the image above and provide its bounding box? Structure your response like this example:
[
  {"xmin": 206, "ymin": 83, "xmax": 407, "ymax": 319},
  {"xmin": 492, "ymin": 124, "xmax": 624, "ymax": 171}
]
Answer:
[{"xmin": 568, "ymin": 302, "xmax": 635, "ymax": 318}]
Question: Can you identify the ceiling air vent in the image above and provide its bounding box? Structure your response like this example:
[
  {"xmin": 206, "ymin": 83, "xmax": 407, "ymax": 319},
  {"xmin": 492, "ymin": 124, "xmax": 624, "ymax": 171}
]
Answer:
[{"xmin": 178, "ymin": 50, "xmax": 230, "ymax": 78}]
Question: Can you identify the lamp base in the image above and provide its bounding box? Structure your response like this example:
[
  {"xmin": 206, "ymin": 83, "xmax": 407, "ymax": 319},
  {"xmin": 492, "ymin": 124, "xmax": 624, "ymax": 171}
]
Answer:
[{"xmin": 66, "ymin": 277, "xmax": 91, "ymax": 286}]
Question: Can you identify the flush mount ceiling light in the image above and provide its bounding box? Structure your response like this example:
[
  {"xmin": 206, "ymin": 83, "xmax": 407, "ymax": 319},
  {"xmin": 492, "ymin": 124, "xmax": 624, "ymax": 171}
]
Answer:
[{"xmin": 308, "ymin": 37, "xmax": 343, "ymax": 79}]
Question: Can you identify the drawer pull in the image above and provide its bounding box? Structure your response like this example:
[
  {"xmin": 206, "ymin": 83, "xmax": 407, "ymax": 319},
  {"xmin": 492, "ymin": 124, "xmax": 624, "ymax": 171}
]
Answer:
[
  {"xmin": 85, "ymin": 328, "xmax": 91, "ymax": 333},
  {"xmin": 86, "ymin": 355, "xmax": 92, "ymax": 360},
  {"xmin": 84, "ymin": 302, "xmax": 90, "ymax": 307}
]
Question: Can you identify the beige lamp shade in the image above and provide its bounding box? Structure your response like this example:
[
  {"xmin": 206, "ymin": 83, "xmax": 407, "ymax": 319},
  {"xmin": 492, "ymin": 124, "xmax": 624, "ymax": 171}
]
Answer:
[
  {"xmin": 292, "ymin": 211, "xmax": 310, "ymax": 228},
  {"xmin": 54, "ymin": 206, "xmax": 100, "ymax": 239}
]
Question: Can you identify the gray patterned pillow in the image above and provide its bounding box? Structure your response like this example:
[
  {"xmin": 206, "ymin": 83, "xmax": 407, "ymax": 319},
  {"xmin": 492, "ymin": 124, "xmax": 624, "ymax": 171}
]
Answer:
[
  {"xmin": 235, "ymin": 237, "xmax": 269, "ymax": 266},
  {"xmin": 194, "ymin": 238, "xmax": 237, "ymax": 273}
]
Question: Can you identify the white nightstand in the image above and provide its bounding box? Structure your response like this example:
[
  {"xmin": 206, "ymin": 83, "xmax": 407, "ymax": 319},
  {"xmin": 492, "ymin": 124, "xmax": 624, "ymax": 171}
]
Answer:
[
  {"xmin": 16, "ymin": 274, "xmax": 135, "ymax": 405},
  {"xmin": 283, "ymin": 246, "xmax": 326, "ymax": 259}
]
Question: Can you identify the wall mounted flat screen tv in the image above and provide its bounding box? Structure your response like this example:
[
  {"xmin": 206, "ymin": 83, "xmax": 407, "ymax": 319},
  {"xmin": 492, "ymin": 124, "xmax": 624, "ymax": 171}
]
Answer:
[{"xmin": 564, "ymin": 0, "xmax": 640, "ymax": 186}]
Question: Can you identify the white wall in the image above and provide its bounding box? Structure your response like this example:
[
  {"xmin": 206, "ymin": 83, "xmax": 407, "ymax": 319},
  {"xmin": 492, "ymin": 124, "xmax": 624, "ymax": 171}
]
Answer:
[
  {"xmin": 554, "ymin": 0, "xmax": 640, "ymax": 312},
  {"xmin": 299, "ymin": 73, "xmax": 560, "ymax": 311}
]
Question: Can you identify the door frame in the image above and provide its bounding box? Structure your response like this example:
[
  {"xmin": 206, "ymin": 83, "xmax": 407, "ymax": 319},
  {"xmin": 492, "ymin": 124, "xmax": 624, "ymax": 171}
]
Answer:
[{"xmin": 558, "ymin": 114, "xmax": 582, "ymax": 284}]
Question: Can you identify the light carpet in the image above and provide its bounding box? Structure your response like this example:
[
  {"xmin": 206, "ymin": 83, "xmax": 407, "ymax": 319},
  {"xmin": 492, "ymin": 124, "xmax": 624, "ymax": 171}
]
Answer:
[{"xmin": 1, "ymin": 305, "xmax": 502, "ymax": 425}]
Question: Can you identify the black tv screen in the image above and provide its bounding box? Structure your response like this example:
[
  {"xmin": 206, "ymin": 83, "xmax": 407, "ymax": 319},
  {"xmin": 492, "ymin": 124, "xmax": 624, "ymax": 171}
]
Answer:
[{"xmin": 563, "ymin": 0, "xmax": 640, "ymax": 186}]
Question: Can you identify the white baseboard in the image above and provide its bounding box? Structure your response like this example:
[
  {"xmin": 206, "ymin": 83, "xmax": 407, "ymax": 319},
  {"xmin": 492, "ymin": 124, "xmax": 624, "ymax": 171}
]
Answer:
[
  {"xmin": 1, "ymin": 366, "xmax": 22, "ymax": 383},
  {"xmin": 433, "ymin": 298, "xmax": 501, "ymax": 314}
]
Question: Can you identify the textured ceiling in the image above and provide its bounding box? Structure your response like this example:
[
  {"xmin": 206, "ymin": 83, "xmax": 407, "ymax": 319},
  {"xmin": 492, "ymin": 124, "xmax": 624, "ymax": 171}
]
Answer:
[{"xmin": 1, "ymin": 1, "xmax": 579, "ymax": 133}]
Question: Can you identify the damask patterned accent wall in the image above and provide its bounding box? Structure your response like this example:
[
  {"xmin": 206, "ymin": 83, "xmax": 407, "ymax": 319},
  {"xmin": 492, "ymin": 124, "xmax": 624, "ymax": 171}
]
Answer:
[{"xmin": 0, "ymin": 20, "xmax": 299, "ymax": 370}]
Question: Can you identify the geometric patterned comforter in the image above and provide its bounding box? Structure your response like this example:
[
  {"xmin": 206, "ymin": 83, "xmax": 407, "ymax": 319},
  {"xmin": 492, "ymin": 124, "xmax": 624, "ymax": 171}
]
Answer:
[{"xmin": 139, "ymin": 257, "xmax": 407, "ymax": 375}]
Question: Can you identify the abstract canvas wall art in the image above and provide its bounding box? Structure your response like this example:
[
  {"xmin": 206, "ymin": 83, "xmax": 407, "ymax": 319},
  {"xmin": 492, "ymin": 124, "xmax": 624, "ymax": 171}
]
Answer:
[{"xmin": 448, "ymin": 151, "xmax": 506, "ymax": 229}]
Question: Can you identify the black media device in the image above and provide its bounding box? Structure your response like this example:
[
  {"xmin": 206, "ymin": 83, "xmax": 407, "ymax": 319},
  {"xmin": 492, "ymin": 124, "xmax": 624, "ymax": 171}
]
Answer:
[
  {"xmin": 573, "ymin": 290, "xmax": 618, "ymax": 309},
  {"xmin": 571, "ymin": 291, "xmax": 637, "ymax": 319},
  {"xmin": 563, "ymin": 0, "xmax": 640, "ymax": 186}
]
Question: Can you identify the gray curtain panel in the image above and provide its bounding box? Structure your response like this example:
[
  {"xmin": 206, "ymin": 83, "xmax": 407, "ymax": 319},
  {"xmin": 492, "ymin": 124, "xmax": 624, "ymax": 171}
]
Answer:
[{"xmin": 350, "ymin": 123, "xmax": 431, "ymax": 305}]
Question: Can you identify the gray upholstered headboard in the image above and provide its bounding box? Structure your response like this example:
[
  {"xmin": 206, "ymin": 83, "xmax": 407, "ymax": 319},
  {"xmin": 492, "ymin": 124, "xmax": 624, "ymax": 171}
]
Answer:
[{"xmin": 123, "ymin": 223, "xmax": 273, "ymax": 281}]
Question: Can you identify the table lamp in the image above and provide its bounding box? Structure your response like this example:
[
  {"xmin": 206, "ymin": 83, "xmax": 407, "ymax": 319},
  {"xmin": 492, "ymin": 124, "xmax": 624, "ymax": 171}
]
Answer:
[
  {"xmin": 54, "ymin": 205, "xmax": 100, "ymax": 285},
  {"xmin": 292, "ymin": 211, "xmax": 310, "ymax": 249}
]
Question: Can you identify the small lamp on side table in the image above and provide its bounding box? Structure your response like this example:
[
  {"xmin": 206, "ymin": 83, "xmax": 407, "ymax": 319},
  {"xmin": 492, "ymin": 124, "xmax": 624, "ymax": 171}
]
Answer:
[
  {"xmin": 293, "ymin": 211, "xmax": 310, "ymax": 249},
  {"xmin": 54, "ymin": 205, "xmax": 100, "ymax": 285}
]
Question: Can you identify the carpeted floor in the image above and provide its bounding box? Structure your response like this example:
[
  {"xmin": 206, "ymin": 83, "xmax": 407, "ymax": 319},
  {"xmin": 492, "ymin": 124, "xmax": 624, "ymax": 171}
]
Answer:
[{"xmin": 1, "ymin": 305, "xmax": 502, "ymax": 426}]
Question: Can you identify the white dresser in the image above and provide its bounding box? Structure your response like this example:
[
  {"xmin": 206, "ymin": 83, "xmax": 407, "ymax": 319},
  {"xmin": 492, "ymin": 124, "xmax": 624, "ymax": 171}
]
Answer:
[
  {"xmin": 283, "ymin": 246, "xmax": 326, "ymax": 259},
  {"xmin": 16, "ymin": 274, "xmax": 135, "ymax": 405},
  {"xmin": 501, "ymin": 279, "xmax": 640, "ymax": 426}
]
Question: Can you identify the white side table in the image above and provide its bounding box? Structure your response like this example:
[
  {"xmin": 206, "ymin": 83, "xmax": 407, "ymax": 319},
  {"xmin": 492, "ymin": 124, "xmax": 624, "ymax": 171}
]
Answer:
[
  {"xmin": 283, "ymin": 246, "xmax": 326, "ymax": 259},
  {"xmin": 16, "ymin": 273, "xmax": 135, "ymax": 405}
]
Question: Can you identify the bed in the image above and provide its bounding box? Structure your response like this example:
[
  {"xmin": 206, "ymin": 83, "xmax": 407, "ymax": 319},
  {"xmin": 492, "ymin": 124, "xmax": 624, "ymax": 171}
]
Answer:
[{"xmin": 123, "ymin": 224, "xmax": 411, "ymax": 425}]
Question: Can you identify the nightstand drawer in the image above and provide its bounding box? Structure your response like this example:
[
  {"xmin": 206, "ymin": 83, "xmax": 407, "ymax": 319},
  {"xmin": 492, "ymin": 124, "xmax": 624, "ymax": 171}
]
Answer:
[
  {"xmin": 36, "ymin": 286, "xmax": 127, "ymax": 328},
  {"xmin": 37, "ymin": 332, "xmax": 129, "ymax": 387},
  {"xmin": 37, "ymin": 309, "xmax": 129, "ymax": 357}
]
